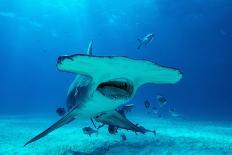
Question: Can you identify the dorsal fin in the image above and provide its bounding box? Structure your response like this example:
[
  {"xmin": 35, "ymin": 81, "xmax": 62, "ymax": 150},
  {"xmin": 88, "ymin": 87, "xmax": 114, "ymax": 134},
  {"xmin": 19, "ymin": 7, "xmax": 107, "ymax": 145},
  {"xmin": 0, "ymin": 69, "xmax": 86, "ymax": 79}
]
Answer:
[{"xmin": 87, "ymin": 40, "xmax": 93, "ymax": 55}]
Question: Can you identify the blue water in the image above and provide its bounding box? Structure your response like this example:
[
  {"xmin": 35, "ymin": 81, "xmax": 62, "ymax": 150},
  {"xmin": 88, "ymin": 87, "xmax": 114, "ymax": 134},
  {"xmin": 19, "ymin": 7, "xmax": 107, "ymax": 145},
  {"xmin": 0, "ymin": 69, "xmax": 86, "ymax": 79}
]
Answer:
[
  {"xmin": 0, "ymin": 0, "xmax": 231, "ymax": 121},
  {"xmin": 1, "ymin": 1, "xmax": 232, "ymax": 154}
]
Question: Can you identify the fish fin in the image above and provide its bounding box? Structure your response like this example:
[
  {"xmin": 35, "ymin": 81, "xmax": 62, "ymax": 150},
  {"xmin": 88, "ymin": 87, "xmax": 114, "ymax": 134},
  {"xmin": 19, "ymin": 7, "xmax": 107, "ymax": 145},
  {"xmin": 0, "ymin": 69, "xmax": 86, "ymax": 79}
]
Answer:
[
  {"xmin": 24, "ymin": 109, "xmax": 76, "ymax": 146},
  {"xmin": 137, "ymin": 39, "xmax": 142, "ymax": 49},
  {"xmin": 137, "ymin": 43, "xmax": 142, "ymax": 49},
  {"xmin": 90, "ymin": 118, "xmax": 97, "ymax": 128},
  {"xmin": 97, "ymin": 123, "xmax": 105, "ymax": 129},
  {"xmin": 57, "ymin": 54, "xmax": 182, "ymax": 86},
  {"xmin": 86, "ymin": 40, "xmax": 93, "ymax": 55}
]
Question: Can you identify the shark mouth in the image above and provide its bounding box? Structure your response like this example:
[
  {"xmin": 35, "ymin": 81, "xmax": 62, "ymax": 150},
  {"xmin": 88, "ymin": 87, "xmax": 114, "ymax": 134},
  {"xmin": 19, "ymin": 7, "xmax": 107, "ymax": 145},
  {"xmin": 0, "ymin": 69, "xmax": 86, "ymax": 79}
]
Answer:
[{"xmin": 97, "ymin": 79, "xmax": 134, "ymax": 100}]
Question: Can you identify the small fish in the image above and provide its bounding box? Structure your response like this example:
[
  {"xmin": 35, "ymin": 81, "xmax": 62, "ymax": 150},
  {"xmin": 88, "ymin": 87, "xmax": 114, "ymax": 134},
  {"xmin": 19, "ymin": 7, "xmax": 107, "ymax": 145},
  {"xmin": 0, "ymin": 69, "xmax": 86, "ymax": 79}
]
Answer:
[
  {"xmin": 169, "ymin": 108, "xmax": 181, "ymax": 117},
  {"xmin": 82, "ymin": 127, "xmax": 98, "ymax": 136},
  {"xmin": 120, "ymin": 134, "xmax": 127, "ymax": 141},
  {"xmin": 137, "ymin": 33, "xmax": 154, "ymax": 49},
  {"xmin": 156, "ymin": 95, "xmax": 167, "ymax": 107},
  {"xmin": 144, "ymin": 100, "xmax": 150, "ymax": 109},
  {"xmin": 56, "ymin": 107, "xmax": 66, "ymax": 116}
]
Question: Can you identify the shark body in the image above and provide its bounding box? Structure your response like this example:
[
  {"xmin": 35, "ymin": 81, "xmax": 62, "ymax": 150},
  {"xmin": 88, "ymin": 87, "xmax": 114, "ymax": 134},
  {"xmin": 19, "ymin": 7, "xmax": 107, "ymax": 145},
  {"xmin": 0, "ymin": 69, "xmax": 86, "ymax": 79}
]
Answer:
[{"xmin": 24, "ymin": 44, "xmax": 182, "ymax": 146}]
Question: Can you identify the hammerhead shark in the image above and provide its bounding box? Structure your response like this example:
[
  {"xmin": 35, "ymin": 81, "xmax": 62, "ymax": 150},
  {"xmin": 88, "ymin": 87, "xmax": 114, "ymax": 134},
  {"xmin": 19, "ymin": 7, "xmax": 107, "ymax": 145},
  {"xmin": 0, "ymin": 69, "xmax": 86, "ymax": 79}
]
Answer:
[{"xmin": 24, "ymin": 41, "xmax": 182, "ymax": 146}]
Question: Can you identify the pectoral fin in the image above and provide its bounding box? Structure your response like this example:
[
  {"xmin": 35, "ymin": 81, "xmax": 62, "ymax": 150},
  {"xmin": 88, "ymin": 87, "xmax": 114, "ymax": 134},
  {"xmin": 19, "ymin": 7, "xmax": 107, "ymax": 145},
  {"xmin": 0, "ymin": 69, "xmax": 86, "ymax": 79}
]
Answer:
[{"xmin": 24, "ymin": 110, "xmax": 76, "ymax": 146}]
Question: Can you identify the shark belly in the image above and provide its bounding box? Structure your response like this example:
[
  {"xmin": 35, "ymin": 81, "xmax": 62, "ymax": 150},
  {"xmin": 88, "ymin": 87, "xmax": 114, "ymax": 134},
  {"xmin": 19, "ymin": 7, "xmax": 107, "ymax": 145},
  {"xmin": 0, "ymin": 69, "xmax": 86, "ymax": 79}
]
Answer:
[{"xmin": 77, "ymin": 92, "xmax": 125, "ymax": 119}]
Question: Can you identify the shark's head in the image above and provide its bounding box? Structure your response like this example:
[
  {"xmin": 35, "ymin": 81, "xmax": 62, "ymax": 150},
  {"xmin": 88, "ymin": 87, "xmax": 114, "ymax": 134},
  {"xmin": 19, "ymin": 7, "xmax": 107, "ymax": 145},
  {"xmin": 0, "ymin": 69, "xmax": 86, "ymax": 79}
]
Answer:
[{"xmin": 57, "ymin": 54, "xmax": 182, "ymax": 103}]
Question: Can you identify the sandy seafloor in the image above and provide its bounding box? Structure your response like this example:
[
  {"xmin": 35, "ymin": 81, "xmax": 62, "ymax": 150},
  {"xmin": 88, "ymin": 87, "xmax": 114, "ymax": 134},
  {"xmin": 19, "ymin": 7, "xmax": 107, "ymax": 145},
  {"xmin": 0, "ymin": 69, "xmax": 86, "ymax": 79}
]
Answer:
[{"xmin": 0, "ymin": 114, "xmax": 232, "ymax": 155}]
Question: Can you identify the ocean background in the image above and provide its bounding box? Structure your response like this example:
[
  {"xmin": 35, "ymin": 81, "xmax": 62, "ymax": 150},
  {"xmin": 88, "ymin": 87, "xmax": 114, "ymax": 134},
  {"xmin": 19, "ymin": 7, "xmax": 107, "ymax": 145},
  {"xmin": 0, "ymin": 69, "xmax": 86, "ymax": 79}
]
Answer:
[{"xmin": 0, "ymin": 0, "xmax": 232, "ymax": 154}]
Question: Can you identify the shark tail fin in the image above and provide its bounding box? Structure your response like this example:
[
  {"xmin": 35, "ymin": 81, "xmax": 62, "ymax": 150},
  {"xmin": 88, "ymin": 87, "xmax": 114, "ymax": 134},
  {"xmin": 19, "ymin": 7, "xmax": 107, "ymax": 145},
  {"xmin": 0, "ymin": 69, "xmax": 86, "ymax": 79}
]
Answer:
[{"xmin": 24, "ymin": 110, "xmax": 75, "ymax": 146}]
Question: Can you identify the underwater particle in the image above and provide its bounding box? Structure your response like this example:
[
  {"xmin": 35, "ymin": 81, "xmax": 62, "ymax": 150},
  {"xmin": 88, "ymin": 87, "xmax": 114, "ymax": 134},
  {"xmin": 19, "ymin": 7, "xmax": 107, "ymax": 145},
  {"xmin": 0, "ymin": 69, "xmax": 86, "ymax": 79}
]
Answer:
[
  {"xmin": 156, "ymin": 95, "xmax": 167, "ymax": 107},
  {"xmin": 137, "ymin": 33, "xmax": 154, "ymax": 49},
  {"xmin": 82, "ymin": 127, "xmax": 98, "ymax": 136},
  {"xmin": 56, "ymin": 107, "xmax": 66, "ymax": 116},
  {"xmin": 144, "ymin": 100, "xmax": 150, "ymax": 109},
  {"xmin": 120, "ymin": 134, "xmax": 127, "ymax": 141}
]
